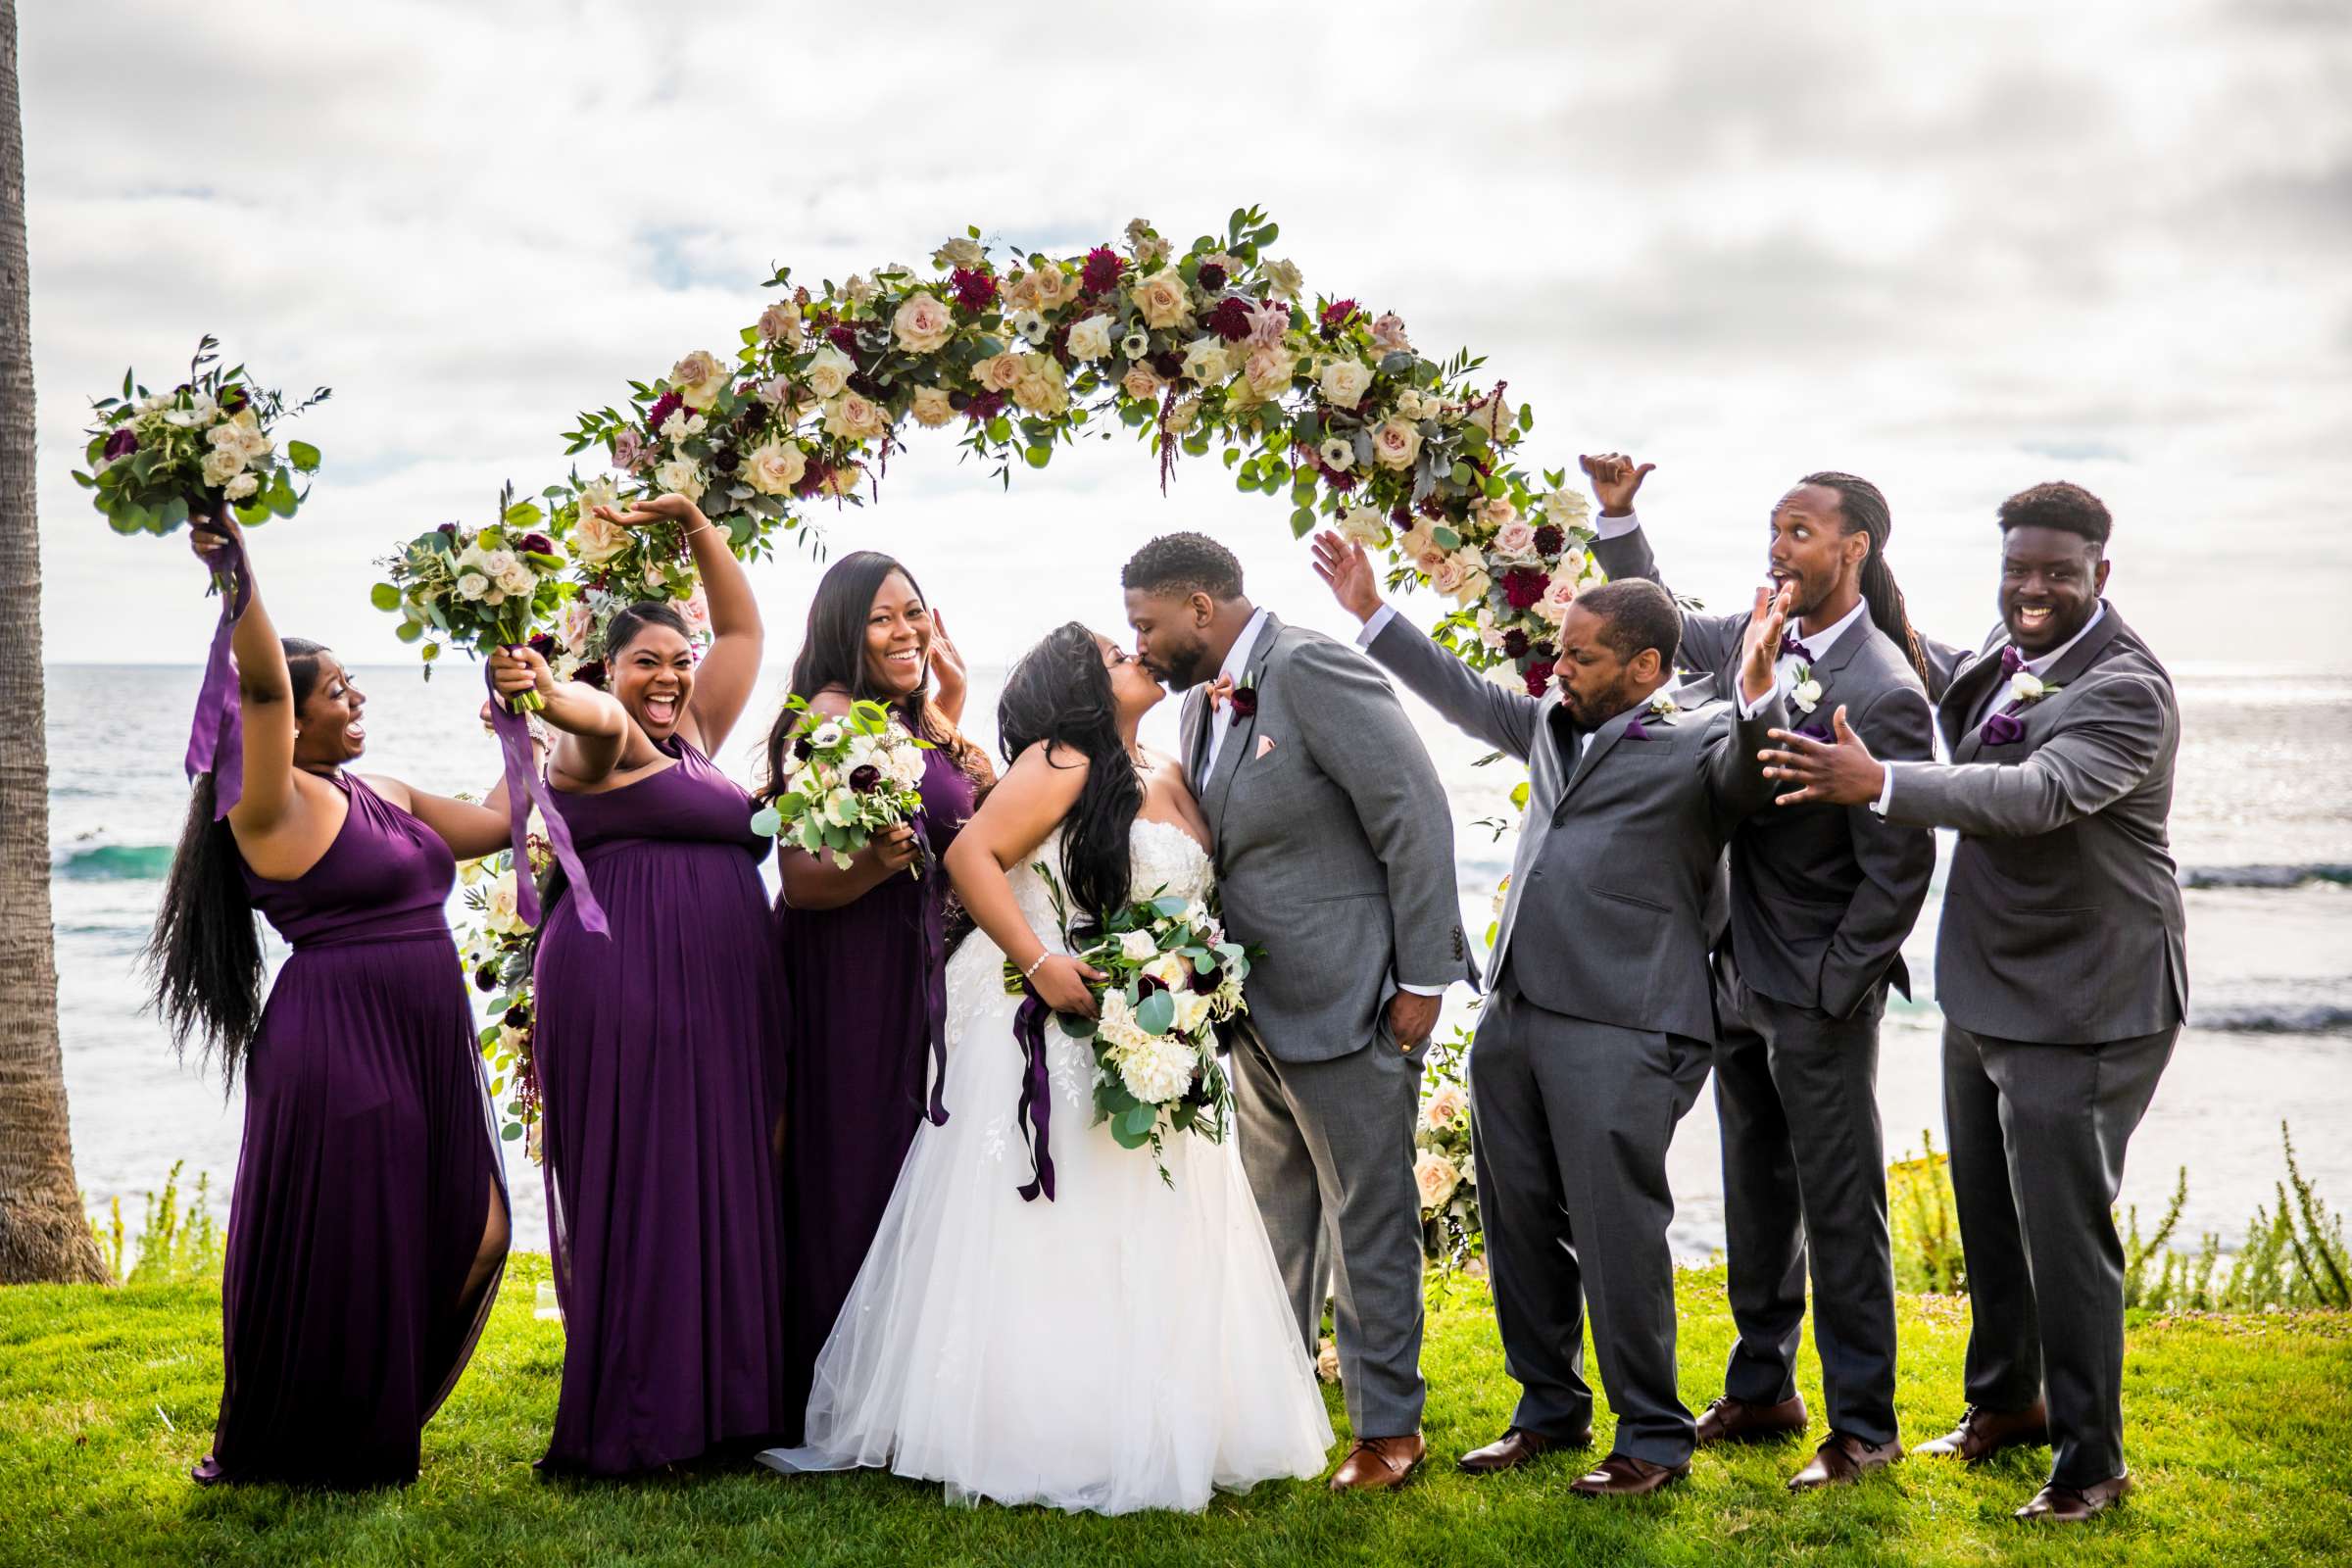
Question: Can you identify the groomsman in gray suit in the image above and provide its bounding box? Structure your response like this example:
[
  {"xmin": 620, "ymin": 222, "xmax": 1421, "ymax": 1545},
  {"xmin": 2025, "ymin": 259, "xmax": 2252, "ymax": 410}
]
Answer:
[
  {"xmin": 1122, "ymin": 533, "xmax": 1475, "ymax": 1494},
  {"xmin": 1314, "ymin": 528, "xmax": 1790, "ymax": 1497},
  {"xmin": 1761, "ymin": 480, "xmax": 2183, "ymax": 1524},
  {"xmin": 1580, "ymin": 456, "xmax": 1936, "ymax": 1490}
]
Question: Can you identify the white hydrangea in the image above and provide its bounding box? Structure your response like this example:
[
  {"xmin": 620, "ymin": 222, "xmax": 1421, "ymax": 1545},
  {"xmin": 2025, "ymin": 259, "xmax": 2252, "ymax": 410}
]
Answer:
[{"xmin": 1117, "ymin": 1032, "xmax": 1197, "ymax": 1105}]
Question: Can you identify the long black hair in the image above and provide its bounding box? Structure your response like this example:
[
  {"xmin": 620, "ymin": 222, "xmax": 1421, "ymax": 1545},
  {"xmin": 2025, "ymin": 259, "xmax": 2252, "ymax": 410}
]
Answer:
[
  {"xmin": 146, "ymin": 637, "xmax": 329, "ymax": 1085},
  {"xmin": 1801, "ymin": 470, "xmax": 1931, "ymax": 685},
  {"xmin": 761, "ymin": 550, "xmax": 985, "ymax": 801},
  {"xmin": 996, "ymin": 622, "xmax": 1142, "ymax": 927}
]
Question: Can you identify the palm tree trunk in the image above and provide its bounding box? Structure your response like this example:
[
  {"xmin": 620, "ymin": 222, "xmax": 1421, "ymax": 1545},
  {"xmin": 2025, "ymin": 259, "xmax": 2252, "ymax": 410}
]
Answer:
[{"xmin": 0, "ymin": 0, "xmax": 107, "ymax": 1285}]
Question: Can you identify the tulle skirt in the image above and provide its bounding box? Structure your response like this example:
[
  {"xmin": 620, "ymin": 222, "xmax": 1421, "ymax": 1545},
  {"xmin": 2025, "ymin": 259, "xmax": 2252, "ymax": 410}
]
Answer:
[{"xmin": 760, "ymin": 926, "xmax": 1334, "ymax": 1513}]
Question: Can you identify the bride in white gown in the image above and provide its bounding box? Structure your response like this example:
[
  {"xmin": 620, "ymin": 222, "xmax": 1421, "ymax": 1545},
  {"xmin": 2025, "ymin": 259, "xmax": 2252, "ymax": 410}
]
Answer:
[{"xmin": 759, "ymin": 623, "xmax": 1333, "ymax": 1514}]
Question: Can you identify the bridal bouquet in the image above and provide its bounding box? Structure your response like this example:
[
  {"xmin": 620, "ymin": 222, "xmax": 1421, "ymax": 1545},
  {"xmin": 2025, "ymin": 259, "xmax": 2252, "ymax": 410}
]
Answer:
[
  {"xmin": 372, "ymin": 484, "xmax": 571, "ymax": 711},
  {"xmin": 753, "ymin": 695, "xmax": 931, "ymax": 872},
  {"xmin": 1011, "ymin": 869, "xmax": 1255, "ymax": 1185},
  {"xmin": 74, "ymin": 335, "xmax": 327, "ymax": 534},
  {"xmin": 458, "ymin": 839, "xmax": 549, "ymax": 1156}
]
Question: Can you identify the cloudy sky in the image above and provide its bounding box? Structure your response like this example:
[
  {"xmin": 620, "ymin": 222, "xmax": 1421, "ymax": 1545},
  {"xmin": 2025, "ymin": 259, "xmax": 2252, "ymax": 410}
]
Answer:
[{"xmin": 23, "ymin": 0, "xmax": 2352, "ymax": 682}]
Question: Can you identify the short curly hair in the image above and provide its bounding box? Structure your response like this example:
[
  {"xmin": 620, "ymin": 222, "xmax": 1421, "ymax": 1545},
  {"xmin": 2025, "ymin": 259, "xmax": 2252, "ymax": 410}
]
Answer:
[
  {"xmin": 1121, "ymin": 531, "xmax": 1244, "ymax": 602},
  {"xmin": 1997, "ymin": 481, "xmax": 2112, "ymax": 547},
  {"xmin": 1576, "ymin": 578, "xmax": 1682, "ymax": 666}
]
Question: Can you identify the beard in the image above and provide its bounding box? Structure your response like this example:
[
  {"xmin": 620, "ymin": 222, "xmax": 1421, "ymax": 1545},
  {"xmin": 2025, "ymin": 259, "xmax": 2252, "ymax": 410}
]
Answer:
[{"xmin": 1143, "ymin": 639, "xmax": 1210, "ymax": 690}]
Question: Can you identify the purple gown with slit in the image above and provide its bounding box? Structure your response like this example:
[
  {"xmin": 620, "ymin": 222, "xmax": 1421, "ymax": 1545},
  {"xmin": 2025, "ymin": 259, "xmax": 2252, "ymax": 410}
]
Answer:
[
  {"xmin": 774, "ymin": 744, "xmax": 976, "ymax": 1443},
  {"xmin": 197, "ymin": 774, "xmax": 508, "ymax": 1490},
  {"xmin": 533, "ymin": 734, "xmax": 791, "ymax": 1475}
]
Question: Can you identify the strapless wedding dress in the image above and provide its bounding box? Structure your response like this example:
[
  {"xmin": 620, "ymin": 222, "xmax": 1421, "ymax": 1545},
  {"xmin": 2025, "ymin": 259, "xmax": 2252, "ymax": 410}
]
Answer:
[{"xmin": 759, "ymin": 818, "xmax": 1333, "ymax": 1513}]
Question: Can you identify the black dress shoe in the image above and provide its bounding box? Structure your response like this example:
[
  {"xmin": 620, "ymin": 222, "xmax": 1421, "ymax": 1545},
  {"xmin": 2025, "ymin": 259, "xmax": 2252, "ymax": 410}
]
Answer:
[{"xmin": 1456, "ymin": 1425, "xmax": 1592, "ymax": 1474}]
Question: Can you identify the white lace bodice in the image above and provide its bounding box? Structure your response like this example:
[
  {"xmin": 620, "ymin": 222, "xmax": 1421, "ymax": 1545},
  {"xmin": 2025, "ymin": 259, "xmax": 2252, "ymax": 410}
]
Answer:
[{"xmin": 1007, "ymin": 818, "xmax": 1215, "ymax": 953}]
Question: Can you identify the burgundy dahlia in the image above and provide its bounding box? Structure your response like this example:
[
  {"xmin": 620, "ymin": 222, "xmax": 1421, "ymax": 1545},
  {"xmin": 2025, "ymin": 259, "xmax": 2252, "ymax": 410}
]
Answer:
[
  {"xmin": 526, "ymin": 632, "xmax": 558, "ymax": 660},
  {"xmin": 826, "ymin": 323, "xmax": 860, "ymax": 356},
  {"xmin": 101, "ymin": 427, "xmax": 137, "ymax": 461},
  {"xmin": 849, "ymin": 762, "xmax": 882, "ymax": 794},
  {"xmin": 1319, "ymin": 298, "xmax": 1357, "ymax": 336},
  {"xmin": 474, "ymin": 962, "xmax": 501, "ymax": 994},
  {"xmin": 1501, "ymin": 628, "xmax": 1531, "ymax": 660},
  {"xmin": 575, "ymin": 660, "xmax": 609, "ymax": 690},
  {"xmin": 1080, "ymin": 246, "xmax": 1123, "ymax": 295},
  {"xmin": 1532, "ymin": 640, "xmax": 1557, "ymax": 662},
  {"xmin": 1533, "ymin": 524, "xmax": 1565, "ymax": 557},
  {"xmin": 712, "ymin": 448, "xmax": 741, "ymax": 474},
  {"xmin": 1523, "ymin": 660, "xmax": 1556, "ymax": 698},
  {"xmin": 1150, "ymin": 350, "xmax": 1184, "ymax": 380},
  {"xmin": 517, "ymin": 532, "xmax": 555, "ymax": 555},
  {"xmin": 1196, "ymin": 261, "xmax": 1228, "ymax": 293},
  {"xmin": 950, "ymin": 267, "xmax": 998, "ymax": 312},
  {"xmin": 437, "ymin": 521, "xmax": 460, "ymax": 537},
  {"xmin": 645, "ymin": 390, "xmax": 684, "ymax": 432},
  {"xmin": 1206, "ymin": 297, "xmax": 1253, "ymax": 342},
  {"xmin": 963, "ymin": 390, "xmax": 1007, "ymax": 423},
  {"xmin": 1502, "ymin": 567, "xmax": 1550, "ymax": 611},
  {"xmin": 503, "ymin": 1003, "xmax": 531, "ymax": 1029}
]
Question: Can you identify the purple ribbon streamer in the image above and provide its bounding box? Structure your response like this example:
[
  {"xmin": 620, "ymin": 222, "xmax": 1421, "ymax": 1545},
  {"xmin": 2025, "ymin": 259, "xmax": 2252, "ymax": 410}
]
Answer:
[
  {"xmin": 914, "ymin": 809, "xmax": 950, "ymax": 1126},
  {"xmin": 1011, "ymin": 987, "xmax": 1056, "ymax": 1202},
  {"xmin": 185, "ymin": 519, "xmax": 252, "ymax": 817},
  {"xmin": 482, "ymin": 662, "xmax": 609, "ymax": 938}
]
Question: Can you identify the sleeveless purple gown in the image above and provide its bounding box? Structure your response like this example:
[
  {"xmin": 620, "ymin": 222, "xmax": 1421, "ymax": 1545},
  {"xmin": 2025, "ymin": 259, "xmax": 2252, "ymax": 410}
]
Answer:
[
  {"xmin": 197, "ymin": 774, "xmax": 507, "ymax": 1490},
  {"xmin": 534, "ymin": 734, "xmax": 791, "ymax": 1475},
  {"xmin": 775, "ymin": 744, "xmax": 976, "ymax": 1442}
]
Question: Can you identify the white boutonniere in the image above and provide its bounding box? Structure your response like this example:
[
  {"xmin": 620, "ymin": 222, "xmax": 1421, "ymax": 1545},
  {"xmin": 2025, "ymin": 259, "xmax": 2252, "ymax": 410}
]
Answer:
[
  {"xmin": 2007, "ymin": 670, "xmax": 2059, "ymax": 705},
  {"xmin": 1647, "ymin": 692, "xmax": 1680, "ymax": 719},
  {"xmin": 1789, "ymin": 659, "xmax": 1822, "ymax": 714}
]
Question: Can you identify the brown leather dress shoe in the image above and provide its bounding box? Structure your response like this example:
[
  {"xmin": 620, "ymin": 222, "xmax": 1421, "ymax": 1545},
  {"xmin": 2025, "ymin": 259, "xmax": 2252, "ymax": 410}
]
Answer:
[
  {"xmin": 1328, "ymin": 1433, "xmax": 1425, "ymax": 1492},
  {"xmin": 1567, "ymin": 1452, "xmax": 1690, "ymax": 1497},
  {"xmin": 2017, "ymin": 1473, "xmax": 2132, "ymax": 1522},
  {"xmin": 1914, "ymin": 1400, "xmax": 2049, "ymax": 1463},
  {"xmin": 1788, "ymin": 1431, "xmax": 1903, "ymax": 1491},
  {"xmin": 1457, "ymin": 1425, "xmax": 1592, "ymax": 1474},
  {"xmin": 1694, "ymin": 1393, "xmax": 1808, "ymax": 1446}
]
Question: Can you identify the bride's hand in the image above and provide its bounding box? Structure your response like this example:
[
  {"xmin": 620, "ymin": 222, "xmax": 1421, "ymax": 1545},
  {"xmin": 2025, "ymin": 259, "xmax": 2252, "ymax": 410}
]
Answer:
[{"xmin": 1029, "ymin": 954, "xmax": 1105, "ymax": 1018}]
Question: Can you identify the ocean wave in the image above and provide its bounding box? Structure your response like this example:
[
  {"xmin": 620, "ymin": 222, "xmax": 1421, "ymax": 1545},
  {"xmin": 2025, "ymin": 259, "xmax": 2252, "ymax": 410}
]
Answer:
[
  {"xmin": 2189, "ymin": 1003, "xmax": 2352, "ymax": 1035},
  {"xmin": 54, "ymin": 844, "xmax": 175, "ymax": 881},
  {"xmin": 2179, "ymin": 863, "xmax": 2352, "ymax": 890}
]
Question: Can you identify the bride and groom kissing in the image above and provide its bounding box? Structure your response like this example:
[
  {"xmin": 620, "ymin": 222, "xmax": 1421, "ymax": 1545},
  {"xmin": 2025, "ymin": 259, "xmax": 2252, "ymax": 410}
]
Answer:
[{"xmin": 761, "ymin": 527, "xmax": 1796, "ymax": 1513}]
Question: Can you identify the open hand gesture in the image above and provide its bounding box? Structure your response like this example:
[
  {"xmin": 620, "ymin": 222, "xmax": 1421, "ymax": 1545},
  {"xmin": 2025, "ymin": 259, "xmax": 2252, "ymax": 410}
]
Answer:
[
  {"xmin": 1309, "ymin": 529, "xmax": 1384, "ymax": 624},
  {"xmin": 1739, "ymin": 581, "xmax": 1797, "ymax": 705},
  {"xmin": 928, "ymin": 609, "xmax": 967, "ymax": 706},
  {"xmin": 1579, "ymin": 452, "xmax": 1655, "ymax": 517},
  {"xmin": 592, "ymin": 493, "xmax": 704, "ymax": 530},
  {"xmin": 1759, "ymin": 706, "xmax": 1885, "ymax": 808}
]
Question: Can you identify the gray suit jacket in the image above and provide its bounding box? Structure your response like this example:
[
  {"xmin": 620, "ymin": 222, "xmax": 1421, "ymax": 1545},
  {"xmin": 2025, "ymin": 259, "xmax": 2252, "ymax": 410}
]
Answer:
[
  {"xmin": 1592, "ymin": 524, "xmax": 1936, "ymax": 1017},
  {"xmin": 1367, "ymin": 612, "xmax": 1783, "ymax": 1044},
  {"xmin": 1184, "ymin": 613, "xmax": 1474, "ymax": 1063},
  {"xmin": 1902, "ymin": 603, "xmax": 2186, "ymax": 1045}
]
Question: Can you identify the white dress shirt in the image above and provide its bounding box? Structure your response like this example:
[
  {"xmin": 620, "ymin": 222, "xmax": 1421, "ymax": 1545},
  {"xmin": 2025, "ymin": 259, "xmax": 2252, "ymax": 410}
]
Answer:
[
  {"xmin": 1735, "ymin": 596, "xmax": 1869, "ymax": 719},
  {"xmin": 1872, "ymin": 603, "xmax": 2107, "ymax": 814},
  {"xmin": 1200, "ymin": 605, "xmax": 1271, "ymax": 782}
]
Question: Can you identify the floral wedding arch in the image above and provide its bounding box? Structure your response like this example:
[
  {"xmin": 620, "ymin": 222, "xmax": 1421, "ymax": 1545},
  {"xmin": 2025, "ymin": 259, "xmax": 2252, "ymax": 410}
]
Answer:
[{"xmin": 427, "ymin": 206, "xmax": 1586, "ymax": 1265}]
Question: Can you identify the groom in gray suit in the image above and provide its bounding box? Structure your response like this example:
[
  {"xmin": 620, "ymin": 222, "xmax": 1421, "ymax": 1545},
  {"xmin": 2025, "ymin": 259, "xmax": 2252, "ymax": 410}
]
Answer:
[
  {"xmin": 1122, "ymin": 532, "xmax": 1474, "ymax": 1494},
  {"xmin": 1761, "ymin": 480, "xmax": 2183, "ymax": 1524},
  {"xmin": 1581, "ymin": 456, "xmax": 1936, "ymax": 1491},
  {"xmin": 1315, "ymin": 528, "xmax": 1791, "ymax": 1497}
]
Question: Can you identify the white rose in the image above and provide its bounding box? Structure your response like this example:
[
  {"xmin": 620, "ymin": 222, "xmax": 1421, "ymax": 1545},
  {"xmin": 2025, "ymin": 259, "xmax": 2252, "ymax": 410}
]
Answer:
[
  {"xmin": 2008, "ymin": 670, "xmax": 2045, "ymax": 703},
  {"xmin": 456, "ymin": 570, "xmax": 491, "ymax": 601},
  {"xmin": 1793, "ymin": 678, "xmax": 1825, "ymax": 712},
  {"xmin": 1340, "ymin": 506, "xmax": 1388, "ymax": 547},
  {"xmin": 1128, "ymin": 269, "xmax": 1193, "ymax": 330},
  {"xmin": 1318, "ymin": 436, "xmax": 1354, "ymax": 472},
  {"xmin": 498, "ymin": 562, "xmax": 537, "ymax": 597},
  {"xmin": 569, "ymin": 510, "xmax": 630, "ymax": 566},
  {"xmin": 805, "ymin": 345, "xmax": 855, "ymax": 400},
  {"xmin": 222, "ymin": 472, "xmax": 259, "ymax": 501},
  {"xmin": 1010, "ymin": 356, "xmax": 1070, "ymax": 416},
  {"xmin": 891, "ymin": 292, "xmax": 956, "ymax": 354},
  {"xmin": 1545, "ymin": 488, "xmax": 1592, "ymax": 526},
  {"xmin": 909, "ymin": 386, "xmax": 956, "ymax": 428},
  {"xmin": 743, "ymin": 440, "xmax": 808, "ymax": 496},
  {"xmin": 758, "ymin": 301, "xmax": 804, "ymax": 347},
  {"xmin": 653, "ymin": 457, "xmax": 706, "ymax": 502},
  {"xmin": 657, "ymin": 409, "xmax": 708, "ymax": 444},
  {"xmin": 485, "ymin": 871, "xmax": 527, "ymax": 936},
  {"xmin": 670, "ymin": 349, "xmax": 728, "ymax": 411},
  {"xmin": 1064, "ymin": 315, "xmax": 1115, "ymax": 363},
  {"xmin": 1180, "ymin": 334, "xmax": 1233, "ymax": 385},
  {"xmin": 1164, "ymin": 395, "xmax": 1200, "ymax": 434},
  {"xmin": 1413, "ymin": 1151, "xmax": 1461, "ymax": 1210},
  {"xmin": 932, "ymin": 235, "xmax": 985, "ymax": 270},
  {"xmin": 1318, "ymin": 358, "xmax": 1373, "ymax": 411},
  {"xmin": 1371, "ymin": 417, "xmax": 1423, "ymax": 470},
  {"xmin": 841, "ymin": 272, "xmax": 878, "ymax": 306},
  {"xmin": 822, "ymin": 392, "xmax": 889, "ymax": 441},
  {"xmin": 1262, "ymin": 257, "xmax": 1304, "ymax": 301},
  {"xmin": 1119, "ymin": 929, "xmax": 1159, "ymax": 962},
  {"xmin": 479, "ymin": 548, "xmax": 520, "ymax": 581},
  {"xmin": 201, "ymin": 448, "xmax": 242, "ymax": 486}
]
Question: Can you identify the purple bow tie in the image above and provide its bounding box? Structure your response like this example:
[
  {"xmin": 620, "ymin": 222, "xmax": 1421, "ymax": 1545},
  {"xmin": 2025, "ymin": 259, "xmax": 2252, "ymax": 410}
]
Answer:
[
  {"xmin": 1999, "ymin": 645, "xmax": 2027, "ymax": 677},
  {"xmin": 1779, "ymin": 631, "xmax": 1811, "ymax": 661}
]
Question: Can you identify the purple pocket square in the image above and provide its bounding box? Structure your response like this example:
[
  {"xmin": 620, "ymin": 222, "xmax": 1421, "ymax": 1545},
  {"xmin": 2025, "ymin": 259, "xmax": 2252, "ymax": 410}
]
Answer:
[
  {"xmin": 1625, "ymin": 718, "xmax": 1653, "ymax": 740},
  {"xmin": 1980, "ymin": 710, "xmax": 2027, "ymax": 747},
  {"xmin": 1795, "ymin": 720, "xmax": 1835, "ymax": 742}
]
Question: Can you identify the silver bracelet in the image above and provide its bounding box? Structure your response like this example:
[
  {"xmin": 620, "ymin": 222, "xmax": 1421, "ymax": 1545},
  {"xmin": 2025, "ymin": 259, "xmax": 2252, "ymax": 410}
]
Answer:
[{"xmin": 1021, "ymin": 952, "xmax": 1052, "ymax": 981}]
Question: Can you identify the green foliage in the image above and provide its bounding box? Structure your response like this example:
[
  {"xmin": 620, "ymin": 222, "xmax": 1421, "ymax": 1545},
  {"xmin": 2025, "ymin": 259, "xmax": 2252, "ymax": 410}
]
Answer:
[
  {"xmin": 1887, "ymin": 1130, "xmax": 1969, "ymax": 1295},
  {"xmin": 2125, "ymin": 1122, "xmax": 2351, "ymax": 1312},
  {"xmin": 84, "ymin": 1162, "xmax": 221, "ymax": 1287}
]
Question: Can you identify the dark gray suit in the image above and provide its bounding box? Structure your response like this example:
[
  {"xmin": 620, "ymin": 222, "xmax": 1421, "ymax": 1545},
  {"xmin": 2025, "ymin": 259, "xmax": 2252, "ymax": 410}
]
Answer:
[
  {"xmin": 1183, "ymin": 612, "xmax": 1473, "ymax": 1441},
  {"xmin": 1366, "ymin": 610, "xmax": 1781, "ymax": 1468},
  {"xmin": 1902, "ymin": 602, "xmax": 2183, "ymax": 1488},
  {"xmin": 1593, "ymin": 523, "xmax": 1935, "ymax": 1446}
]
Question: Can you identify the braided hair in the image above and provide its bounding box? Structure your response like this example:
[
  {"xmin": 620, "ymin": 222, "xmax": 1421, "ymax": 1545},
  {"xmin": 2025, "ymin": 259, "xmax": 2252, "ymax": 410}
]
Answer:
[{"xmin": 1800, "ymin": 471, "xmax": 1930, "ymax": 685}]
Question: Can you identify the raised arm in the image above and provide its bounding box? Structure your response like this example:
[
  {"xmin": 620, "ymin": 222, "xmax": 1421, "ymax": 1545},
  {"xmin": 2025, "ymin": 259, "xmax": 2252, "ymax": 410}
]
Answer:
[
  {"xmin": 491, "ymin": 645, "xmax": 630, "ymax": 789},
  {"xmin": 199, "ymin": 518, "xmax": 300, "ymax": 838},
  {"xmin": 367, "ymin": 725, "xmax": 543, "ymax": 863},
  {"xmin": 1706, "ymin": 582, "xmax": 1797, "ymax": 828},
  {"xmin": 588, "ymin": 493, "xmax": 763, "ymax": 754},
  {"xmin": 942, "ymin": 740, "xmax": 1103, "ymax": 1016},
  {"xmin": 1310, "ymin": 529, "xmax": 1541, "ymax": 760},
  {"xmin": 1578, "ymin": 452, "xmax": 1742, "ymax": 675}
]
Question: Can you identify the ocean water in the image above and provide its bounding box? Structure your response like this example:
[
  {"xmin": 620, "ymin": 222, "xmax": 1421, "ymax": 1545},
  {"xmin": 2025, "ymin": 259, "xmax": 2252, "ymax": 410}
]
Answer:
[{"xmin": 45, "ymin": 662, "xmax": 2352, "ymax": 1262}]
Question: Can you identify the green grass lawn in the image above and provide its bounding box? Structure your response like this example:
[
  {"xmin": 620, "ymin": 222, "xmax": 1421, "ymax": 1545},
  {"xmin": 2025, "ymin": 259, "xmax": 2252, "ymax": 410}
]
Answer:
[{"xmin": 2, "ymin": 1255, "xmax": 2346, "ymax": 1567}]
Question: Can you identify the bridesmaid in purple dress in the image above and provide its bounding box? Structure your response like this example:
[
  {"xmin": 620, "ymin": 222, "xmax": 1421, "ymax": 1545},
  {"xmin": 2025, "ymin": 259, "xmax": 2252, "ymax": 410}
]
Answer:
[
  {"xmin": 148, "ymin": 517, "xmax": 514, "ymax": 1489},
  {"xmin": 758, "ymin": 552, "xmax": 993, "ymax": 1441},
  {"xmin": 497, "ymin": 490, "xmax": 791, "ymax": 1476}
]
